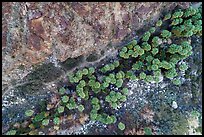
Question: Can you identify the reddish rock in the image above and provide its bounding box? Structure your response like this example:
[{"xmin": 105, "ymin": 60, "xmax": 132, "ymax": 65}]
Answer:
[
  {"xmin": 28, "ymin": 33, "xmax": 42, "ymax": 51},
  {"xmin": 71, "ymin": 2, "xmax": 89, "ymax": 17}
]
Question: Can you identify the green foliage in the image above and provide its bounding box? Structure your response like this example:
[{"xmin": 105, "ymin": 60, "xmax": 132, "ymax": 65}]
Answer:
[
  {"xmin": 164, "ymin": 13, "xmax": 171, "ymax": 21},
  {"xmin": 161, "ymin": 30, "xmax": 172, "ymax": 38},
  {"xmin": 120, "ymin": 95, "xmax": 127, "ymax": 102},
  {"xmin": 151, "ymin": 64, "xmax": 159, "ymax": 71},
  {"xmin": 138, "ymin": 48, "xmax": 145, "ymax": 56},
  {"xmin": 152, "ymin": 36, "xmax": 161, "ymax": 47},
  {"xmin": 122, "ymin": 88, "xmax": 128, "ymax": 95},
  {"xmin": 42, "ymin": 119, "xmax": 49, "ymax": 126},
  {"xmin": 171, "ymin": 10, "xmax": 183, "ymax": 19},
  {"xmin": 156, "ymin": 20, "xmax": 163, "ymax": 27},
  {"xmin": 76, "ymin": 70, "xmax": 83, "ymax": 80},
  {"xmin": 105, "ymin": 95, "xmax": 111, "ymax": 102},
  {"xmin": 25, "ymin": 109, "xmax": 34, "ymax": 117},
  {"xmin": 153, "ymin": 69, "xmax": 161, "ymax": 77},
  {"xmin": 100, "ymin": 62, "xmax": 119, "ymax": 73},
  {"xmin": 172, "ymin": 78, "xmax": 181, "ymax": 85},
  {"xmin": 91, "ymin": 97, "xmax": 99, "ymax": 105},
  {"xmin": 139, "ymin": 72, "xmax": 146, "ymax": 80},
  {"xmin": 146, "ymin": 55, "xmax": 154, "ymax": 62},
  {"xmin": 145, "ymin": 75, "xmax": 154, "ymax": 82},
  {"xmin": 102, "ymin": 82, "xmax": 109, "ymax": 88},
  {"xmin": 183, "ymin": 6, "xmax": 197, "ymax": 18},
  {"xmin": 118, "ymin": 122, "xmax": 125, "ymax": 130},
  {"xmin": 116, "ymin": 79, "xmax": 123, "ymax": 88},
  {"xmin": 151, "ymin": 48, "xmax": 159, "ymax": 55},
  {"xmin": 59, "ymin": 87, "xmax": 66, "ymax": 95},
  {"xmin": 161, "ymin": 61, "xmax": 172, "ymax": 69},
  {"xmin": 126, "ymin": 71, "xmax": 135, "ymax": 79},
  {"xmin": 33, "ymin": 112, "xmax": 46, "ymax": 122},
  {"xmin": 113, "ymin": 60, "xmax": 120, "ymax": 67},
  {"xmin": 6, "ymin": 130, "xmax": 16, "ymax": 135},
  {"xmin": 90, "ymin": 111, "xmax": 98, "ymax": 121},
  {"xmin": 168, "ymin": 44, "xmax": 182, "ymax": 54},
  {"xmin": 121, "ymin": 46, "xmax": 128, "ymax": 52},
  {"xmin": 53, "ymin": 117, "xmax": 60, "ymax": 125},
  {"xmin": 132, "ymin": 61, "xmax": 143, "ymax": 70},
  {"xmin": 94, "ymin": 82, "xmax": 101, "ymax": 89},
  {"xmin": 142, "ymin": 42, "xmax": 151, "ymax": 51},
  {"xmin": 142, "ymin": 31, "xmax": 151, "ymax": 42},
  {"xmin": 88, "ymin": 67, "xmax": 95, "ymax": 74},
  {"xmin": 78, "ymin": 104, "xmax": 85, "ymax": 112},
  {"xmin": 67, "ymin": 73, "xmax": 75, "ymax": 83},
  {"xmin": 57, "ymin": 106, "xmax": 65, "ymax": 113},
  {"xmin": 165, "ymin": 68, "xmax": 178, "ymax": 79},
  {"xmin": 79, "ymin": 80, "xmax": 86, "ymax": 87},
  {"xmin": 62, "ymin": 95, "xmax": 69, "ymax": 103},
  {"xmin": 92, "ymin": 103, "xmax": 100, "ymax": 111},
  {"xmin": 130, "ymin": 75, "xmax": 137, "ymax": 80},
  {"xmin": 66, "ymin": 97, "xmax": 77, "ymax": 110},
  {"xmin": 82, "ymin": 68, "xmax": 89, "ymax": 75},
  {"xmin": 111, "ymin": 115, "xmax": 117, "ymax": 123},
  {"xmin": 179, "ymin": 62, "xmax": 188, "ymax": 71},
  {"xmin": 152, "ymin": 58, "xmax": 160, "ymax": 65},
  {"xmin": 171, "ymin": 18, "xmax": 183, "ymax": 26},
  {"xmin": 144, "ymin": 127, "xmax": 152, "ymax": 135},
  {"xmin": 149, "ymin": 27, "xmax": 156, "ymax": 33}
]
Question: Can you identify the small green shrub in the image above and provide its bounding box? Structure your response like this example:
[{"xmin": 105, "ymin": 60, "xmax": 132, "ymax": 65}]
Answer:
[
  {"xmin": 165, "ymin": 68, "xmax": 178, "ymax": 79},
  {"xmin": 62, "ymin": 95, "xmax": 69, "ymax": 103},
  {"xmin": 179, "ymin": 62, "xmax": 188, "ymax": 71},
  {"xmin": 59, "ymin": 87, "xmax": 66, "ymax": 95},
  {"xmin": 92, "ymin": 103, "xmax": 100, "ymax": 111},
  {"xmin": 164, "ymin": 13, "xmax": 171, "ymax": 21},
  {"xmin": 118, "ymin": 122, "xmax": 125, "ymax": 130},
  {"xmin": 132, "ymin": 61, "xmax": 143, "ymax": 70},
  {"xmin": 172, "ymin": 78, "xmax": 181, "ymax": 85},
  {"xmin": 161, "ymin": 61, "xmax": 172, "ymax": 70},
  {"xmin": 151, "ymin": 48, "xmax": 159, "ymax": 55},
  {"xmin": 120, "ymin": 95, "xmax": 127, "ymax": 102},
  {"xmin": 42, "ymin": 119, "xmax": 49, "ymax": 126},
  {"xmin": 33, "ymin": 112, "xmax": 46, "ymax": 122},
  {"xmin": 156, "ymin": 20, "xmax": 163, "ymax": 27},
  {"xmin": 90, "ymin": 112, "xmax": 98, "ymax": 121},
  {"xmin": 122, "ymin": 88, "xmax": 128, "ymax": 95},
  {"xmin": 57, "ymin": 106, "xmax": 64, "ymax": 113},
  {"xmin": 151, "ymin": 64, "xmax": 159, "ymax": 71},
  {"xmin": 149, "ymin": 27, "xmax": 156, "ymax": 33},
  {"xmin": 91, "ymin": 97, "xmax": 99, "ymax": 105},
  {"xmin": 142, "ymin": 42, "xmax": 151, "ymax": 51},
  {"xmin": 25, "ymin": 109, "xmax": 34, "ymax": 117},
  {"xmin": 146, "ymin": 55, "xmax": 154, "ymax": 62},
  {"xmin": 152, "ymin": 58, "xmax": 160, "ymax": 65},
  {"xmin": 78, "ymin": 104, "xmax": 85, "ymax": 112},
  {"xmin": 161, "ymin": 30, "xmax": 172, "ymax": 38},
  {"xmin": 139, "ymin": 72, "xmax": 146, "ymax": 80},
  {"xmin": 82, "ymin": 68, "xmax": 89, "ymax": 75},
  {"xmin": 144, "ymin": 127, "xmax": 152, "ymax": 135},
  {"xmin": 116, "ymin": 79, "xmax": 123, "ymax": 88},
  {"xmin": 113, "ymin": 60, "xmax": 120, "ymax": 67},
  {"xmin": 145, "ymin": 75, "xmax": 154, "ymax": 82},
  {"xmin": 6, "ymin": 130, "xmax": 16, "ymax": 135},
  {"xmin": 88, "ymin": 67, "xmax": 95, "ymax": 74},
  {"xmin": 142, "ymin": 31, "xmax": 151, "ymax": 42},
  {"xmin": 152, "ymin": 36, "xmax": 161, "ymax": 47},
  {"xmin": 53, "ymin": 117, "xmax": 60, "ymax": 125}
]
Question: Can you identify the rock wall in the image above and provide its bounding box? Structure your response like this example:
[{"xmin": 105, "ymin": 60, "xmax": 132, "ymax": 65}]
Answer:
[{"xmin": 2, "ymin": 2, "xmax": 191, "ymax": 94}]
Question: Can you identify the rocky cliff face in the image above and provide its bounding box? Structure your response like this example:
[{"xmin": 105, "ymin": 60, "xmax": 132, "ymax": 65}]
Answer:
[{"xmin": 2, "ymin": 2, "xmax": 191, "ymax": 94}]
